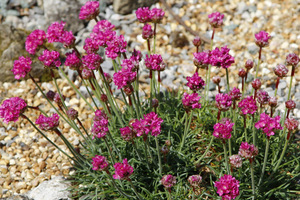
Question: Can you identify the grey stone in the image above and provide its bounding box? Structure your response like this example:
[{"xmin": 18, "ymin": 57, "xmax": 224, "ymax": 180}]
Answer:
[
  {"xmin": 247, "ymin": 43, "xmax": 259, "ymax": 55},
  {"xmin": 236, "ymin": 2, "xmax": 248, "ymax": 14},
  {"xmin": 209, "ymin": 82, "xmax": 216, "ymax": 91},
  {"xmin": 79, "ymin": 85, "xmax": 90, "ymax": 98},
  {"xmin": 6, "ymin": 9, "xmax": 20, "ymax": 16},
  {"xmin": 1, "ymin": 195, "xmax": 32, "ymax": 200},
  {"xmin": 113, "ymin": 0, "xmax": 158, "ymax": 15},
  {"xmin": 101, "ymin": 60, "xmax": 114, "ymax": 72},
  {"xmin": 278, "ymin": 81, "xmax": 287, "ymax": 89}
]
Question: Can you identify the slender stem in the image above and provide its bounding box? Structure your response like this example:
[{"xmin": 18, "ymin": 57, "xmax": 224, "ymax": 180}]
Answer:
[
  {"xmin": 282, "ymin": 67, "xmax": 295, "ymax": 126},
  {"xmin": 233, "ymin": 107, "xmax": 237, "ymax": 137},
  {"xmin": 244, "ymin": 115, "xmax": 248, "ymax": 142},
  {"xmin": 129, "ymin": 180, "xmax": 142, "ymax": 200},
  {"xmin": 146, "ymin": 139, "xmax": 155, "ymax": 163},
  {"xmin": 252, "ymin": 114, "xmax": 256, "ymax": 146},
  {"xmin": 223, "ymin": 142, "xmax": 230, "ymax": 175},
  {"xmin": 195, "ymin": 137, "xmax": 214, "ymax": 165},
  {"xmin": 228, "ymin": 138, "xmax": 232, "ymax": 157},
  {"xmin": 179, "ymin": 111, "xmax": 193, "ymax": 153},
  {"xmin": 132, "ymin": 142, "xmax": 143, "ymax": 161},
  {"xmin": 273, "ymin": 132, "xmax": 290, "ymax": 173},
  {"xmin": 252, "ymin": 47, "xmax": 262, "ymax": 95},
  {"xmin": 104, "ymin": 137, "xmax": 116, "ymax": 164},
  {"xmin": 155, "ymin": 137, "xmax": 162, "ymax": 176},
  {"xmin": 226, "ymin": 68, "xmax": 230, "ymax": 92},
  {"xmin": 250, "ymin": 160, "xmax": 255, "ymax": 200},
  {"xmin": 106, "ymin": 172, "xmax": 135, "ymax": 199},
  {"xmin": 258, "ymin": 138, "xmax": 270, "ymax": 185},
  {"xmin": 153, "ymin": 23, "xmax": 157, "ymax": 54},
  {"xmin": 143, "ymin": 140, "xmax": 150, "ymax": 166},
  {"xmin": 205, "ymin": 28, "xmax": 215, "ymax": 102},
  {"xmin": 274, "ymin": 77, "xmax": 280, "ymax": 97}
]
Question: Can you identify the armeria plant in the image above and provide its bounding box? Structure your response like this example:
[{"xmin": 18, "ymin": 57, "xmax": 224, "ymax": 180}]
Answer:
[{"xmin": 1, "ymin": 1, "xmax": 299, "ymax": 199}]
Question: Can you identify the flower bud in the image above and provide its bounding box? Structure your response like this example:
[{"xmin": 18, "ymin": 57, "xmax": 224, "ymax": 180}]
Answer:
[
  {"xmin": 104, "ymin": 73, "xmax": 112, "ymax": 84},
  {"xmin": 101, "ymin": 94, "xmax": 108, "ymax": 102},
  {"xmin": 286, "ymin": 53, "xmax": 300, "ymax": 67},
  {"xmin": 67, "ymin": 108, "xmax": 78, "ymax": 120},
  {"xmin": 123, "ymin": 86, "xmax": 132, "ymax": 96},
  {"xmin": 152, "ymin": 98, "xmax": 159, "ymax": 108},
  {"xmin": 257, "ymin": 90, "xmax": 270, "ymax": 105},
  {"xmin": 251, "ymin": 78, "xmax": 261, "ymax": 90},
  {"xmin": 82, "ymin": 69, "xmax": 93, "ymax": 79},
  {"xmin": 274, "ymin": 64, "xmax": 288, "ymax": 77},
  {"xmin": 142, "ymin": 24, "xmax": 154, "ymax": 40},
  {"xmin": 268, "ymin": 97, "xmax": 277, "ymax": 107},
  {"xmin": 285, "ymin": 100, "xmax": 296, "ymax": 110},
  {"xmin": 188, "ymin": 175, "xmax": 202, "ymax": 188},
  {"xmin": 192, "ymin": 36, "xmax": 202, "ymax": 47},
  {"xmin": 128, "ymin": 118, "xmax": 137, "ymax": 128},
  {"xmin": 238, "ymin": 68, "xmax": 246, "ymax": 78},
  {"xmin": 229, "ymin": 155, "xmax": 242, "ymax": 168},
  {"xmin": 212, "ymin": 76, "xmax": 221, "ymax": 85},
  {"xmin": 285, "ymin": 118, "xmax": 299, "ymax": 131},
  {"xmin": 46, "ymin": 90, "xmax": 56, "ymax": 101},
  {"xmin": 161, "ymin": 145, "xmax": 169, "ymax": 155},
  {"xmin": 54, "ymin": 93, "xmax": 66, "ymax": 106},
  {"xmin": 245, "ymin": 59, "xmax": 254, "ymax": 70},
  {"xmin": 165, "ymin": 140, "xmax": 171, "ymax": 146}
]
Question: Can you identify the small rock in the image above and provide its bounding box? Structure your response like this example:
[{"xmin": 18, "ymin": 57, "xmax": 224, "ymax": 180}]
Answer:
[{"xmin": 247, "ymin": 43, "xmax": 259, "ymax": 55}]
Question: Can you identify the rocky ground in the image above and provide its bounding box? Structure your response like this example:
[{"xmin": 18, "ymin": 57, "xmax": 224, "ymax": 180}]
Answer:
[{"xmin": 0, "ymin": 0, "xmax": 300, "ymax": 199}]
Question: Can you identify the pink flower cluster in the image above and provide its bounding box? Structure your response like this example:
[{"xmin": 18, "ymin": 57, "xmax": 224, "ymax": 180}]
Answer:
[
  {"xmin": 120, "ymin": 126, "xmax": 136, "ymax": 142},
  {"xmin": 229, "ymin": 87, "xmax": 242, "ymax": 101},
  {"xmin": 208, "ymin": 12, "xmax": 224, "ymax": 28},
  {"xmin": 113, "ymin": 67, "xmax": 136, "ymax": 89},
  {"xmin": 82, "ymin": 53, "xmax": 103, "ymax": 70},
  {"xmin": 215, "ymin": 93, "xmax": 232, "ymax": 111},
  {"xmin": 91, "ymin": 110, "xmax": 109, "ymax": 139},
  {"xmin": 79, "ymin": 1, "xmax": 100, "ymax": 20},
  {"xmin": 255, "ymin": 31, "xmax": 271, "ymax": 48},
  {"xmin": 46, "ymin": 21, "xmax": 75, "ymax": 47},
  {"xmin": 257, "ymin": 90, "xmax": 270, "ymax": 105},
  {"xmin": 186, "ymin": 72, "xmax": 206, "ymax": 92},
  {"xmin": 285, "ymin": 118, "xmax": 299, "ymax": 131},
  {"xmin": 38, "ymin": 50, "xmax": 61, "ymax": 68},
  {"xmin": 0, "ymin": 97, "xmax": 27, "ymax": 123},
  {"xmin": 213, "ymin": 118, "xmax": 234, "ymax": 140},
  {"xmin": 92, "ymin": 155, "xmax": 109, "ymax": 171},
  {"xmin": 132, "ymin": 112, "xmax": 163, "ymax": 137},
  {"xmin": 274, "ymin": 64, "xmax": 288, "ymax": 77},
  {"xmin": 105, "ymin": 35, "xmax": 127, "ymax": 60},
  {"xmin": 238, "ymin": 142, "xmax": 258, "ymax": 159},
  {"xmin": 182, "ymin": 93, "xmax": 202, "ymax": 111},
  {"xmin": 136, "ymin": 7, "xmax": 165, "ymax": 23},
  {"xmin": 229, "ymin": 155, "xmax": 242, "ymax": 168},
  {"xmin": 25, "ymin": 29, "xmax": 46, "ymax": 54},
  {"xmin": 238, "ymin": 96, "xmax": 257, "ymax": 115},
  {"xmin": 210, "ymin": 46, "xmax": 235, "ymax": 69},
  {"xmin": 65, "ymin": 50, "xmax": 82, "ymax": 70},
  {"xmin": 286, "ymin": 53, "xmax": 299, "ymax": 67},
  {"xmin": 193, "ymin": 51, "xmax": 210, "ymax": 68},
  {"xmin": 144, "ymin": 54, "xmax": 165, "ymax": 71},
  {"xmin": 255, "ymin": 113, "xmax": 282, "ymax": 137},
  {"xmin": 113, "ymin": 158, "xmax": 133, "ymax": 180},
  {"xmin": 161, "ymin": 174, "xmax": 176, "ymax": 189},
  {"xmin": 188, "ymin": 175, "xmax": 202, "ymax": 188},
  {"xmin": 35, "ymin": 113, "xmax": 60, "ymax": 131},
  {"xmin": 12, "ymin": 56, "xmax": 32, "ymax": 79},
  {"xmin": 142, "ymin": 24, "xmax": 154, "ymax": 39},
  {"xmin": 251, "ymin": 78, "xmax": 261, "ymax": 90},
  {"xmin": 66, "ymin": 108, "xmax": 78, "ymax": 120},
  {"xmin": 89, "ymin": 20, "xmax": 115, "ymax": 50},
  {"xmin": 214, "ymin": 174, "xmax": 239, "ymax": 200},
  {"xmin": 285, "ymin": 100, "xmax": 296, "ymax": 110}
]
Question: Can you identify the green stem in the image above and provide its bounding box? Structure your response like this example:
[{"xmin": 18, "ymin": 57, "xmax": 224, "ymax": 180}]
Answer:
[
  {"xmin": 250, "ymin": 160, "xmax": 255, "ymax": 200},
  {"xmin": 143, "ymin": 140, "xmax": 151, "ymax": 166},
  {"xmin": 132, "ymin": 142, "xmax": 143, "ymax": 162},
  {"xmin": 226, "ymin": 68, "xmax": 230, "ymax": 92},
  {"xmin": 273, "ymin": 132, "xmax": 290, "ymax": 173},
  {"xmin": 104, "ymin": 137, "xmax": 116, "ymax": 164},
  {"xmin": 179, "ymin": 111, "xmax": 193, "ymax": 153},
  {"xmin": 252, "ymin": 47, "xmax": 261, "ymax": 95},
  {"xmin": 223, "ymin": 142, "xmax": 230, "ymax": 175},
  {"xmin": 233, "ymin": 108, "xmax": 237, "ymax": 137},
  {"xmin": 155, "ymin": 137, "xmax": 162, "ymax": 176},
  {"xmin": 146, "ymin": 139, "xmax": 155, "ymax": 163},
  {"xmin": 282, "ymin": 69, "xmax": 295, "ymax": 127},
  {"xmin": 106, "ymin": 172, "xmax": 135, "ymax": 199},
  {"xmin": 129, "ymin": 180, "xmax": 142, "ymax": 200},
  {"xmin": 252, "ymin": 115, "xmax": 256, "ymax": 146},
  {"xmin": 206, "ymin": 65, "xmax": 212, "ymax": 102},
  {"xmin": 195, "ymin": 137, "xmax": 214, "ymax": 165},
  {"xmin": 258, "ymin": 138, "xmax": 270, "ymax": 185},
  {"xmin": 228, "ymin": 138, "xmax": 232, "ymax": 157}
]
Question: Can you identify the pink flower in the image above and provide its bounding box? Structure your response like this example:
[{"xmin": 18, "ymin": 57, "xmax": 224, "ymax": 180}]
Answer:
[
  {"xmin": 61, "ymin": 30, "xmax": 76, "ymax": 47},
  {"xmin": 25, "ymin": 29, "xmax": 46, "ymax": 54},
  {"xmin": 53, "ymin": 93, "xmax": 65, "ymax": 106},
  {"xmin": 113, "ymin": 67, "xmax": 136, "ymax": 89},
  {"xmin": 79, "ymin": 1, "xmax": 100, "ymax": 20},
  {"xmin": 142, "ymin": 23, "xmax": 154, "ymax": 39},
  {"xmin": 38, "ymin": 49, "xmax": 61, "ymax": 68},
  {"xmin": 255, "ymin": 113, "xmax": 282, "ymax": 137},
  {"xmin": 161, "ymin": 175, "xmax": 176, "ymax": 189},
  {"xmin": 229, "ymin": 155, "xmax": 242, "ymax": 168},
  {"xmin": 132, "ymin": 119, "xmax": 148, "ymax": 137},
  {"xmin": 286, "ymin": 53, "xmax": 300, "ymax": 67},
  {"xmin": 65, "ymin": 50, "xmax": 82, "ymax": 70},
  {"xmin": 82, "ymin": 53, "xmax": 103, "ymax": 70},
  {"xmin": 136, "ymin": 7, "xmax": 152, "ymax": 23},
  {"xmin": 91, "ymin": 110, "xmax": 109, "ymax": 139},
  {"xmin": 269, "ymin": 97, "xmax": 277, "ymax": 107},
  {"xmin": 0, "ymin": 97, "xmax": 27, "ymax": 123},
  {"xmin": 144, "ymin": 54, "xmax": 165, "ymax": 71},
  {"xmin": 150, "ymin": 8, "xmax": 165, "ymax": 23},
  {"xmin": 238, "ymin": 96, "xmax": 257, "ymax": 115},
  {"xmin": 193, "ymin": 50, "xmax": 210, "ymax": 68},
  {"xmin": 274, "ymin": 64, "xmax": 288, "ymax": 77},
  {"xmin": 285, "ymin": 118, "xmax": 299, "ymax": 131},
  {"xmin": 215, "ymin": 93, "xmax": 232, "ymax": 111},
  {"xmin": 83, "ymin": 37, "xmax": 99, "ymax": 53},
  {"xmin": 213, "ymin": 118, "xmax": 234, "ymax": 139},
  {"xmin": 93, "ymin": 20, "xmax": 115, "ymax": 33},
  {"xmin": 188, "ymin": 175, "xmax": 202, "ymax": 188},
  {"xmin": 192, "ymin": 36, "xmax": 202, "ymax": 47},
  {"xmin": 229, "ymin": 87, "xmax": 242, "ymax": 101},
  {"xmin": 214, "ymin": 174, "xmax": 239, "ymax": 200},
  {"xmin": 66, "ymin": 108, "xmax": 78, "ymax": 120},
  {"xmin": 251, "ymin": 78, "xmax": 261, "ymax": 90},
  {"xmin": 120, "ymin": 126, "xmax": 135, "ymax": 142},
  {"xmin": 35, "ymin": 113, "xmax": 60, "ymax": 131},
  {"xmin": 245, "ymin": 59, "xmax": 254, "ymax": 70},
  {"xmin": 113, "ymin": 158, "xmax": 133, "ymax": 180},
  {"xmin": 257, "ymin": 90, "xmax": 270, "ymax": 105},
  {"xmin": 285, "ymin": 100, "xmax": 296, "ymax": 110},
  {"xmin": 143, "ymin": 112, "xmax": 163, "ymax": 137},
  {"xmin": 255, "ymin": 31, "xmax": 271, "ymax": 48},
  {"xmin": 105, "ymin": 35, "xmax": 127, "ymax": 60},
  {"xmin": 46, "ymin": 21, "xmax": 75, "ymax": 47},
  {"xmin": 12, "ymin": 56, "xmax": 32, "ymax": 79},
  {"xmin": 210, "ymin": 46, "xmax": 235, "ymax": 69},
  {"xmin": 238, "ymin": 142, "xmax": 258, "ymax": 159},
  {"xmin": 186, "ymin": 72, "xmax": 206, "ymax": 92},
  {"xmin": 92, "ymin": 155, "xmax": 109, "ymax": 171},
  {"xmin": 208, "ymin": 12, "xmax": 224, "ymax": 28},
  {"xmin": 182, "ymin": 93, "xmax": 202, "ymax": 111}
]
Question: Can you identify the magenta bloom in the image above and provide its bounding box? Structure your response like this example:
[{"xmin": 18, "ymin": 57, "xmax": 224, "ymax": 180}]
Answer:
[
  {"xmin": 62, "ymin": 30, "xmax": 76, "ymax": 47},
  {"xmin": 186, "ymin": 72, "xmax": 206, "ymax": 92},
  {"xmin": 38, "ymin": 49, "xmax": 61, "ymax": 68},
  {"xmin": 255, "ymin": 112, "xmax": 282, "ymax": 137},
  {"xmin": 82, "ymin": 53, "xmax": 103, "ymax": 70},
  {"xmin": 188, "ymin": 175, "xmax": 202, "ymax": 188},
  {"xmin": 274, "ymin": 64, "xmax": 288, "ymax": 77},
  {"xmin": 229, "ymin": 155, "xmax": 242, "ymax": 168},
  {"xmin": 35, "ymin": 113, "xmax": 60, "ymax": 131},
  {"xmin": 143, "ymin": 112, "xmax": 163, "ymax": 137},
  {"xmin": 0, "ymin": 97, "xmax": 27, "ymax": 123},
  {"xmin": 12, "ymin": 56, "xmax": 32, "ymax": 79},
  {"xmin": 251, "ymin": 78, "xmax": 261, "ymax": 90},
  {"xmin": 92, "ymin": 155, "xmax": 109, "ymax": 171},
  {"xmin": 210, "ymin": 46, "xmax": 235, "ymax": 69},
  {"xmin": 238, "ymin": 142, "xmax": 258, "ymax": 159},
  {"xmin": 113, "ymin": 67, "xmax": 137, "ymax": 89},
  {"xmin": 255, "ymin": 31, "xmax": 271, "ymax": 48},
  {"xmin": 142, "ymin": 23, "xmax": 154, "ymax": 39},
  {"xmin": 285, "ymin": 118, "xmax": 299, "ymax": 131},
  {"xmin": 229, "ymin": 87, "xmax": 242, "ymax": 101},
  {"xmin": 182, "ymin": 93, "xmax": 202, "ymax": 111},
  {"xmin": 214, "ymin": 174, "xmax": 239, "ymax": 200},
  {"xmin": 161, "ymin": 175, "xmax": 176, "ymax": 189},
  {"xmin": 286, "ymin": 53, "xmax": 300, "ymax": 67},
  {"xmin": 79, "ymin": 1, "xmax": 100, "ymax": 20},
  {"xmin": 136, "ymin": 7, "xmax": 152, "ymax": 23},
  {"xmin": 285, "ymin": 99, "xmax": 296, "ymax": 110},
  {"xmin": 208, "ymin": 12, "xmax": 224, "ymax": 28},
  {"xmin": 66, "ymin": 108, "xmax": 78, "ymax": 120},
  {"xmin": 132, "ymin": 119, "xmax": 148, "ymax": 137},
  {"xmin": 144, "ymin": 54, "xmax": 165, "ymax": 71},
  {"xmin": 113, "ymin": 158, "xmax": 133, "ymax": 180},
  {"xmin": 215, "ymin": 93, "xmax": 232, "ymax": 111},
  {"xmin": 105, "ymin": 35, "xmax": 127, "ymax": 60},
  {"xmin": 91, "ymin": 110, "xmax": 109, "ymax": 139},
  {"xmin": 84, "ymin": 37, "xmax": 99, "ymax": 53},
  {"xmin": 213, "ymin": 118, "xmax": 234, "ymax": 139},
  {"xmin": 193, "ymin": 50, "xmax": 210, "ymax": 68},
  {"xmin": 245, "ymin": 59, "xmax": 254, "ymax": 70},
  {"xmin": 120, "ymin": 126, "xmax": 135, "ymax": 142},
  {"xmin": 93, "ymin": 20, "xmax": 115, "ymax": 33},
  {"xmin": 238, "ymin": 96, "xmax": 257, "ymax": 115},
  {"xmin": 47, "ymin": 21, "xmax": 75, "ymax": 47},
  {"xmin": 150, "ymin": 8, "xmax": 165, "ymax": 23},
  {"xmin": 25, "ymin": 29, "xmax": 46, "ymax": 54},
  {"xmin": 65, "ymin": 50, "xmax": 82, "ymax": 70},
  {"xmin": 257, "ymin": 90, "xmax": 270, "ymax": 105},
  {"xmin": 121, "ymin": 58, "xmax": 136, "ymax": 71}
]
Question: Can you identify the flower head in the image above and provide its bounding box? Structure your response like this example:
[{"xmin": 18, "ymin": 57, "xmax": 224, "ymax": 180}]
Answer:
[
  {"xmin": 82, "ymin": 69, "xmax": 93, "ymax": 79},
  {"xmin": 269, "ymin": 97, "xmax": 277, "ymax": 107},
  {"xmin": 285, "ymin": 118, "xmax": 299, "ymax": 131},
  {"xmin": 212, "ymin": 76, "xmax": 221, "ymax": 85},
  {"xmin": 257, "ymin": 90, "xmax": 270, "ymax": 105},
  {"xmin": 274, "ymin": 64, "xmax": 288, "ymax": 77},
  {"xmin": 91, "ymin": 110, "xmax": 109, "ymax": 139},
  {"xmin": 142, "ymin": 23, "xmax": 154, "ymax": 39},
  {"xmin": 208, "ymin": 12, "xmax": 224, "ymax": 28},
  {"xmin": 92, "ymin": 155, "xmax": 109, "ymax": 171},
  {"xmin": 65, "ymin": 50, "xmax": 82, "ymax": 70},
  {"xmin": 238, "ymin": 142, "xmax": 258, "ymax": 159},
  {"xmin": 79, "ymin": 1, "xmax": 100, "ymax": 20},
  {"xmin": 186, "ymin": 72, "xmax": 206, "ymax": 92},
  {"xmin": 105, "ymin": 35, "xmax": 127, "ymax": 60},
  {"xmin": 286, "ymin": 53, "xmax": 300, "ymax": 67},
  {"xmin": 143, "ymin": 112, "xmax": 163, "ymax": 137},
  {"xmin": 214, "ymin": 174, "xmax": 239, "ymax": 200},
  {"xmin": 35, "ymin": 113, "xmax": 60, "ymax": 131},
  {"xmin": 285, "ymin": 100, "xmax": 296, "ymax": 110},
  {"xmin": 251, "ymin": 78, "xmax": 261, "ymax": 90},
  {"xmin": 136, "ymin": 7, "xmax": 152, "ymax": 23},
  {"xmin": 193, "ymin": 50, "xmax": 210, "ymax": 68},
  {"xmin": 210, "ymin": 46, "xmax": 235, "ymax": 69},
  {"xmin": 83, "ymin": 37, "xmax": 99, "ymax": 54},
  {"xmin": 161, "ymin": 175, "xmax": 176, "ymax": 189},
  {"xmin": 229, "ymin": 155, "xmax": 242, "ymax": 168},
  {"xmin": 25, "ymin": 29, "xmax": 46, "ymax": 54},
  {"xmin": 66, "ymin": 108, "xmax": 78, "ymax": 120},
  {"xmin": 238, "ymin": 96, "xmax": 257, "ymax": 115},
  {"xmin": 245, "ymin": 59, "xmax": 254, "ymax": 70},
  {"xmin": 93, "ymin": 20, "xmax": 115, "ymax": 33},
  {"xmin": 255, "ymin": 112, "xmax": 282, "ymax": 137},
  {"xmin": 113, "ymin": 158, "xmax": 133, "ymax": 180},
  {"xmin": 113, "ymin": 67, "xmax": 136, "ymax": 89},
  {"xmin": 12, "ymin": 56, "xmax": 32, "ymax": 79},
  {"xmin": 0, "ymin": 97, "xmax": 27, "ymax": 123},
  {"xmin": 46, "ymin": 21, "xmax": 75, "ymax": 47},
  {"xmin": 132, "ymin": 119, "xmax": 148, "ymax": 137},
  {"xmin": 255, "ymin": 31, "xmax": 271, "ymax": 48},
  {"xmin": 38, "ymin": 50, "xmax": 61, "ymax": 68},
  {"xmin": 229, "ymin": 87, "xmax": 242, "ymax": 101},
  {"xmin": 213, "ymin": 118, "xmax": 234, "ymax": 139},
  {"xmin": 193, "ymin": 36, "xmax": 202, "ymax": 47},
  {"xmin": 238, "ymin": 68, "xmax": 246, "ymax": 78},
  {"xmin": 53, "ymin": 93, "xmax": 65, "ymax": 106},
  {"xmin": 188, "ymin": 175, "xmax": 202, "ymax": 188},
  {"xmin": 182, "ymin": 93, "xmax": 202, "ymax": 111},
  {"xmin": 215, "ymin": 93, "xmax": 232, "ymax": 111},
  {"xmin": 150, "ymin": 8, "xmax": 165, "ymax": 23},
  {"xmin": 120, "ymin": 126, "xmax": 136, "ymax": 142},
  {"xmin": 144, "ymin": 54, "xmax": 165, "ymax": 71},
  {"xmin": 82, "ymin": 53, "xmax": 103, "ymax": 70}
]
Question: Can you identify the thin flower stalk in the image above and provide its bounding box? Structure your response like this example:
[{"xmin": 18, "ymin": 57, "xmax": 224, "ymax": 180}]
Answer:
[
  {"xmin": 258, "ymin": 138, "xmax": 270, "ymax": 185},
  {"xmin": 104, "ymin": 137, "xmax": 116, "ymax": 164},
  {"xmin": 252, "ymin": 114, "xmax": 256, "ymax": 146},
  {"xmin": 155, "ymin": 137, "xmax": 162, "ymax": 176},
  {"xmin": 205, "ymin": 29, "xmax": 215, "ymax": 102},
  {"xmin": 179, "ymin": 111, "xmax": 193, "ymax": 153},
  {"xmin": 223, "ymin": 141, "xmax": 230, "ymax": 175},
  {"xmin": 129, "ymin": 180, "xmax": 143, "ymax": 200},
  {"xmin": 226, "ymin": 68, "xmax": 230, "ymax": 92},
  {"xmin": 250, "ymin": 160, "xmax": 255, "ymax": 200}
]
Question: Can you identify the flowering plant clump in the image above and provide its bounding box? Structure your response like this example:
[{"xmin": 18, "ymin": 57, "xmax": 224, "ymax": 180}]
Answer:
[{"xmin": 2, "ymin": 3, "xmax": 300, "ymax": 200}]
